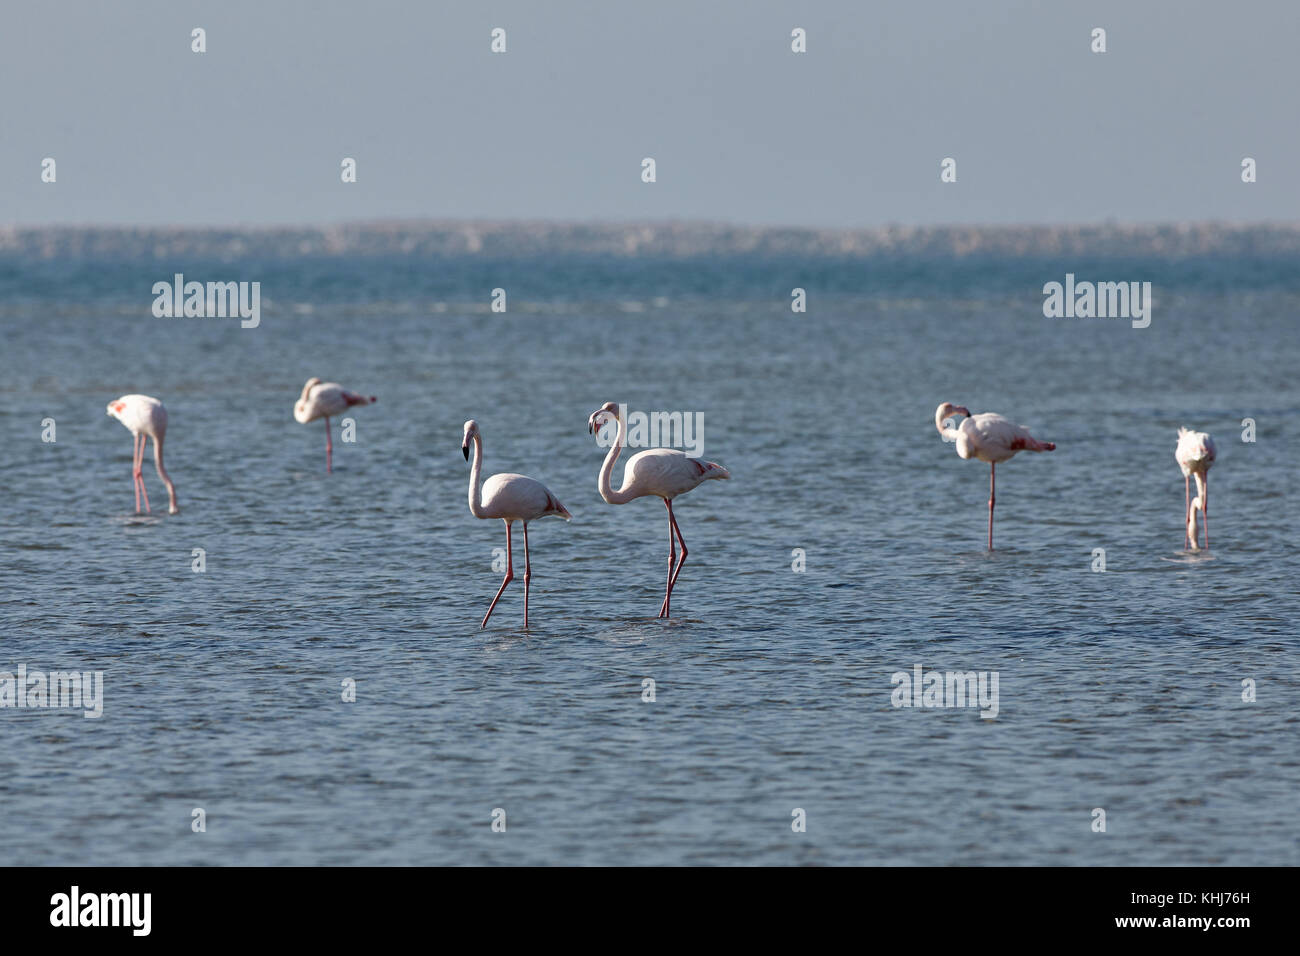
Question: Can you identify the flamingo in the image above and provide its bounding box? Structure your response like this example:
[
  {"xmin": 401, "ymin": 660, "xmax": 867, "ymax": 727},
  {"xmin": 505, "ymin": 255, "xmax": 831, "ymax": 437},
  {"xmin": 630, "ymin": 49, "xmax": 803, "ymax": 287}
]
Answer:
[
  {"xmin": 106, "ymin": 394, "xmax": 178, "ymax": 515},
  {"xmin": 293, "ymin": 378, "xmax": 376, "ymax": 473},
  {"xmin": 462, "ymin": 420, "xmax": 571, "ymax": 629},
  {"xmin": 587, "ymin": 402, "xmax": 731, "ymax": 617},
  {"xmin": 1175, "ymin": 427, "xmax": 1216, "ymax": 551},
  {"xmin": 934, "ymin": 402, "xmax": 1055, "ymax": 549}
]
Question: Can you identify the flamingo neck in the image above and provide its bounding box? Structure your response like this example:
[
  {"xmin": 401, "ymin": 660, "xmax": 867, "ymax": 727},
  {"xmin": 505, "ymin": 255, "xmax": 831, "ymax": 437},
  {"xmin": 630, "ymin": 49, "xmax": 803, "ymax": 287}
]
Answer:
[
  {"xmin": 935, "ymin": 408, "xmax": 962, "ymax": 442},
  {"xmin": 153, "ymin": 434, "xmax": 178, "ymax": 514},
  {"xmin": 467, "ymin": 433, "xmax": 488, "ymax": 518},
  {"xmin": 598, "ymin": 414, "xmax": 635, "ymax": 504},
  {"xmin": 1187, "ymin": 496, "xmax": 1202, "ymax": 550}
]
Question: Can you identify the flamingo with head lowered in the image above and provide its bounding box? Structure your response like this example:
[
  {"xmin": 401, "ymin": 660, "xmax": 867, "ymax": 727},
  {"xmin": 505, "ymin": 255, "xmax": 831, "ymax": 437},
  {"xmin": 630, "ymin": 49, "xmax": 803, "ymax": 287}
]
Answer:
[
  {"xmin": 293, "ymin": 377, "xmax": 376, "ymax": 473},
  {"xmin": 587, "ymin": 402, "xmax": 730, "ymax": 617},
  {"xmin": 934, "ymin": 402, "xmax": 1055, "ymax": 549},
  {"xmin": 462, "ymin": 420, "xmax": 571, "ymax": 629},
  {"xmin": 1175, "ymin": 427, "xmax": 1216, "ymax": 551},
  {"xmin": 106, "ymin": 394, "xmax": 178, "ymax": 514}
]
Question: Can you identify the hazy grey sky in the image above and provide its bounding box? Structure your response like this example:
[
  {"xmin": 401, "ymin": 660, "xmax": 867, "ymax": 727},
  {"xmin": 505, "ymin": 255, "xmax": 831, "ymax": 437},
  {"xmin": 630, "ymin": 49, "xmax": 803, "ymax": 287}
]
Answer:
[{"xmin": 2, "ymin": 0, "xmax": 1295, "ymax": 227}]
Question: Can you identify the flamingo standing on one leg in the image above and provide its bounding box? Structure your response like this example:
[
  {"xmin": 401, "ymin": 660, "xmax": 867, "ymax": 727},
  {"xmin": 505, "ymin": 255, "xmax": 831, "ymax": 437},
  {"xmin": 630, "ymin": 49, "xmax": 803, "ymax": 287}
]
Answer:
[
  {"xmin": 293, "ymin": 377, "xmax": 376, "ymax": 473},
  {"xmin": 106, "ymin": 394, "xmax": 178, "ymax": 514},
  {"xmin": 934, "ymin": 402, "xmax": 1055, "ymax": 550},
  {"xmin": 587, "ymin": 402, "xmax": 730, "ymax": 618},
  {"xmin": 1175, "ymin": 427, "xmax": 1216, "ymax": 552},
  {"xmin": 462, "ymin": 420, "xmax": 571, "ymax": 629}
]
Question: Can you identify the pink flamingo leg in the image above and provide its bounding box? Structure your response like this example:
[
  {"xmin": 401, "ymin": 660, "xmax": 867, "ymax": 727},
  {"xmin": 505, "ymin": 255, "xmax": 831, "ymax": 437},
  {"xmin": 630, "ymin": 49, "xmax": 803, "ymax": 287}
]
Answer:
[
  {"xmin": 482, "ymin": 521, "xmax": 514, "ymax": 629},
  {"xmin": 661, "ymin": 499, "xmax": 688, "ymax": 617},
  {"xmin": 659, "ymin": 502, "xmax": 674, "ymax": 617},
  {"xmin": 987, "ymin": 462, "xmax": 995, "ymax": 550},
  {"xmin": 131, "ymin": 433, "xmax": 143, "ymax": 513},
  {"xmin": 324, "ymin": 416, "xmax": 333, "ymax": 474},
  {"xmin": 1184, "ymin": 474, "xmax": 1191, "ymax": 550},
  {"xmin": 136, "ymin": 433, "xmax": 152, "ymax": 513},
  {"xmin": 522, "ymin": 521, "xmax": 531, "ymax": 629},
  {"xmin": 659, "ymin": 500, "xmax": 676, "ymax": 617}
]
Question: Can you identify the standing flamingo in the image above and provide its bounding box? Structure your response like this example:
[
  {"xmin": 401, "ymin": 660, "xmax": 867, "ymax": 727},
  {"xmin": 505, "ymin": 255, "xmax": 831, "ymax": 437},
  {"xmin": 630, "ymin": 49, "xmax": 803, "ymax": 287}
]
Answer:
[
  {"xmin": 587, "ymin": 402, "xmax": 730, "ymax": 617},
  {"xmin": 934, "ymin": 402, "xmax": 1055, "ymax": 549},
  {"xmin": 293, "ymin": 378, "xmax": 376, "ymax": 473},
  {"xmin": 106, "ymin": 394, "xmax": 178, "ymax": 515},
  {"xmin": 462, "ymin": 420, "xmax": 571, "ymax": 629},
  {"xmin": 1175, "ymin": 427, "xmax": 1216, "ymax": 552}
]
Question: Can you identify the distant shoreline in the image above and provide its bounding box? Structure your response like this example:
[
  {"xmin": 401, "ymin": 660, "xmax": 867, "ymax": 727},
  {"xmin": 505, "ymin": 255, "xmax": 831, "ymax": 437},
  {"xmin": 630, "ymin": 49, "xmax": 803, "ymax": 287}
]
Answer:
[{"xmin": 3, "ymin": 220, "xmax": 1300, "ymax": 260}]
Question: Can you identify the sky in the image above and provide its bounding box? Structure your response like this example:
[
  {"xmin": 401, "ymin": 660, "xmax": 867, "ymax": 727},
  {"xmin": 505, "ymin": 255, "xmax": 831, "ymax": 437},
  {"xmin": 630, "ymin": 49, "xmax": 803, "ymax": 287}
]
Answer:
[{"xmin": 1, "ymin": 0, "xmax": 1295, "ymax": 228}]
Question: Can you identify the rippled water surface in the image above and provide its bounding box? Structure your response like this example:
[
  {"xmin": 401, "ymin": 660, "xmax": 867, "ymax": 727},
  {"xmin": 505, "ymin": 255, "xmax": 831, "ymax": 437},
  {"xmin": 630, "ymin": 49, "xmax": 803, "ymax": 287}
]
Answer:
[{"xmin": 1, "ymin": 252, "xmax": 1297, "ymax": 864}]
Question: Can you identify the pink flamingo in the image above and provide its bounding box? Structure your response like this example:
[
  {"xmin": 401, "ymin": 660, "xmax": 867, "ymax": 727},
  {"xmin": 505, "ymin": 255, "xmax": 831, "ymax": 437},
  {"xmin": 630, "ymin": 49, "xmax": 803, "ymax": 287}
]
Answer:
[
  {"xmin": 1175, "ymin": 427, "xmax": 1216, "ymax": 551},
  {"xmin": 934, "ymin": 402, "xmax": 1055, "ymax": 549},
  {"xmin": 293, "ymin": 378, "xmax": 376, "ymax": 473},
  {"xmin": 587, "ymin": 402, "xmax": 731, "ymax": 617},
  {"xmin": 462, "ymin": 420, "xmax": 571, "ymax": 629},
  {"xmin": 106, "ymin": 394, "xmax": 178, "ymax": 515}
]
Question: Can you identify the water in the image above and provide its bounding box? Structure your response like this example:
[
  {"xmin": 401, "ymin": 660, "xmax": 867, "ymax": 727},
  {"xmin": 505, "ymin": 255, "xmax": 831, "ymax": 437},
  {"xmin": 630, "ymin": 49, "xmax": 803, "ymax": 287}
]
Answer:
[{"xmin": 1, "ymin": 249, "xmax": 1297, "ymax": 865}]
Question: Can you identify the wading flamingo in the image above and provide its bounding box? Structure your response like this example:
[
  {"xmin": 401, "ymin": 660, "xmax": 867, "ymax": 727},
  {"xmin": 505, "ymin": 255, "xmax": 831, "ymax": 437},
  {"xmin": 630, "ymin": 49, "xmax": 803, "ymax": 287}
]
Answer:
[
  {"xmin": 106, "ymin": 394, "xmax": 178, "ymax": 514},
  {"xmin": 934, "ymin": 402, "xmax": 1055, "ymax": 550},
  {"xmin": 1175, "ymin": 427, "xmax": 1216, "ymax": 551},
  {"xmin": 293, "ymin": 378, "xmax": 376, "ymax": 473},
  {"xmin": 587, "ymin": 402, "xmax": 730, "ymax": 617},
  {"xmin": 462, "ymin": 420, "xmax": 571, "ymax": 629}
]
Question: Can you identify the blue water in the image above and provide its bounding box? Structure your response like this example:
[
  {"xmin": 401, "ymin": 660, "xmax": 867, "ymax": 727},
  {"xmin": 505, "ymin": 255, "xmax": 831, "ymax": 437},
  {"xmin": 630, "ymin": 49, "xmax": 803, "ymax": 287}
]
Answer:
[{"xmin": 1, "ymin": 249, "xmax": 1297, "ymax": 864}]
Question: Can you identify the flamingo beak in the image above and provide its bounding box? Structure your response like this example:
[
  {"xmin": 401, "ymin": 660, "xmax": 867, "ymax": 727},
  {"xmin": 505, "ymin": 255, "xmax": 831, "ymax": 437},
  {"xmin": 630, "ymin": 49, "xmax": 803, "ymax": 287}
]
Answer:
[{"xmin": 462, "ymin": 445, "xmax": 469, "ymax": 461}]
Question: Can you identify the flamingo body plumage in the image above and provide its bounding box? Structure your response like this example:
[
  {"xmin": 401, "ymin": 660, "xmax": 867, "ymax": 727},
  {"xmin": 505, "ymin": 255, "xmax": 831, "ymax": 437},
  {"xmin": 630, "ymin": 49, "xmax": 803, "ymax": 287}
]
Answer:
[
  {"xmin": 607, "ymin": 446, "xmax": 731, "ymax": 501},
  {"xmin": 1175, "ymin": 427, "xmax": 1216, "ymax": 551},
  {"xmin": 462, "ymin": 420, "xmax": 570, "ymax": 629},
  {"xmin": 106, "ymin": 394, "xmax": 178, "ymax": 514},
  {"xmin": 587, "ymin": 402, "xmax": 730, "ymax": 617},
  {"xmin": 294, "ymin": 377, "xmax": 376, "ymax": 472},
  {"xmin": 934, "ymin": 402, "xmax": 1054, "ymax": 549},
  {"xmin": 474, "ymin": 472, "xmax": 571, "ymax": 523}
]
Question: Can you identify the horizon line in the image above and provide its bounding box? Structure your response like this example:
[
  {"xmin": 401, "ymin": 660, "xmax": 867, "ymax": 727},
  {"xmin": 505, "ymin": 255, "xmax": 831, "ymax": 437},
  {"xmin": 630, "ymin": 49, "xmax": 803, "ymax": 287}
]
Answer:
[{"xmin": 5, "ymin": 217, "xmax": 1300, "ymax": 233}]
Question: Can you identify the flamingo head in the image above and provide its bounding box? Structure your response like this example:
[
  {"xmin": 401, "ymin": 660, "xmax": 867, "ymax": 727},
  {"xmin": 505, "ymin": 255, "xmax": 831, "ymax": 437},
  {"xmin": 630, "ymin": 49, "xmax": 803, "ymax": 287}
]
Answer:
[
  {"xmin": 461, "ymin": 419, "xmax": 480, "ymax": 460},
  {"xmin": 587, "ymin": 401, "xmax": 620, "ymax": 436},
  {"xmin": 106, "ymin": 400, "xmax": 126, "ymax": 420},
  {"xmin": 934, "ymin": 402, "xmax": 970, "ymax": 434}
]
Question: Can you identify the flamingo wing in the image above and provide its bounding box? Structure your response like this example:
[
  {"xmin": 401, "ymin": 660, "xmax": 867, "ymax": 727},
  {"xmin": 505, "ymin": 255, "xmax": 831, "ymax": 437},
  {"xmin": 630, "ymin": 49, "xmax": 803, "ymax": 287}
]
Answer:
[
  {"xmin": 964, "ymin": 413, "xmax": 1051, "ymax": 462},
  {"xmin": 108, "ymin": 394, "xmax": 166, "ymax": 435},
  {"xmin": 481, "ymin": 474, "xmax": 570, "ymax": 521},
  {"xmin": 1175, "ymin": 428, "xmax": 1216, "ymax": 473},
  {"xmin": 623, "ymin": 448, "xmax": 730, "ymax": 499},
  {"xmin": 295, "ymin": 381, "xmax": 372, "ymax": 422}
]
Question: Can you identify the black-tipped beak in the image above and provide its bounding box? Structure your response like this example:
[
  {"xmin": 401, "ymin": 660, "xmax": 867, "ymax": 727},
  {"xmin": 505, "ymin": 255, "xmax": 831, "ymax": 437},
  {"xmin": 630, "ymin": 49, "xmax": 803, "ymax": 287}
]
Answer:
[
  {"xmin": 588, "ymin": 423, "xmax": 593, "ymax": 434},
  {"xmin": 462, "ymin": 445, "xmax": 469, "ymax": 460}
]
